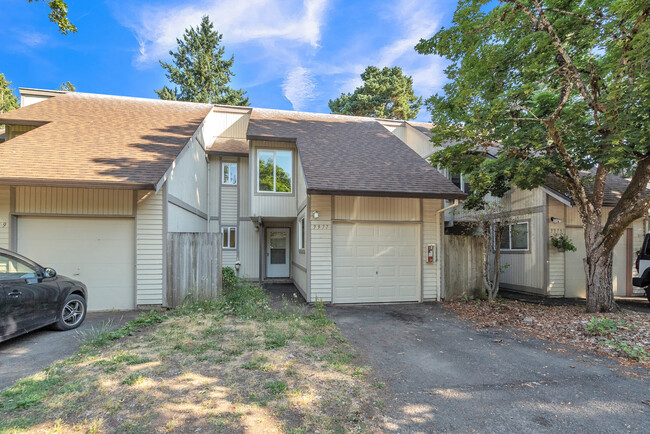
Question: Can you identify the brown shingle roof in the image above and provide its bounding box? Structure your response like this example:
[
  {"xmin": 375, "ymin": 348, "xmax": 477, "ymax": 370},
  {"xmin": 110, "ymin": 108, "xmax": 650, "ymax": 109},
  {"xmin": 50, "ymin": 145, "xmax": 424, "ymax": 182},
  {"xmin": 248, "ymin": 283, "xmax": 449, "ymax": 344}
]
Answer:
[
  {"xmin": 0, "ymin": 93, "xmax": 212, "ymax": 189},
  {"xmin": 248, "ymin": 109, "xmax": 466, "ymax": 199},
  {"xmin": 207, "ymin": 138, "xmax": 249, "ymax": 156},
  {"xmin": 545, "ymin": 170, "xmax": 648, "ymax": 207}
]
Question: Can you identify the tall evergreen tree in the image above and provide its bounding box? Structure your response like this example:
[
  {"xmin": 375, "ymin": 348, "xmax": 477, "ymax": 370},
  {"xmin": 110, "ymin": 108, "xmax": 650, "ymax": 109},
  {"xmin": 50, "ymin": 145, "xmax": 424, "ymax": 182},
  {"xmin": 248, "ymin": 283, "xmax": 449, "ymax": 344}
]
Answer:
[
  {"xmin": 155, "ymin": 16, "xmax": 249, "ymax": 106},
  {"xmin": 328, "ymin": 66, "xmax": 422, "ymax": 120},
  {"xmin": 0, "ymin": 74, "xmax": 19, "ymax": 130}
]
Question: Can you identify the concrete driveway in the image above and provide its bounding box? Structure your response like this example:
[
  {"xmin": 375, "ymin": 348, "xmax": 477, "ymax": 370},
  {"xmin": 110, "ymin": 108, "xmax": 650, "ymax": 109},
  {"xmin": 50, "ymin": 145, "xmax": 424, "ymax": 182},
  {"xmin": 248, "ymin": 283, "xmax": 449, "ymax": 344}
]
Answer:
[
  {"xmin": 0, "ymin": 311, "xmax": 140, "ymax": 391},
  {"xmin": 328, "ymin": 303, "xmax": 650, "ymax": 433}
]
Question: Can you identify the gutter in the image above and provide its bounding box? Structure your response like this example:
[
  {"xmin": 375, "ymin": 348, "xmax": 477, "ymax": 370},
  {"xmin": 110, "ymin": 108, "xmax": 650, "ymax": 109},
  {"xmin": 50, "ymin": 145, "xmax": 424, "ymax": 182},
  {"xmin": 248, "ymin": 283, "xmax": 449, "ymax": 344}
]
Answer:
[{"xmin": 436, "ymin": 199, "xmax": 461, "ymax": 302}]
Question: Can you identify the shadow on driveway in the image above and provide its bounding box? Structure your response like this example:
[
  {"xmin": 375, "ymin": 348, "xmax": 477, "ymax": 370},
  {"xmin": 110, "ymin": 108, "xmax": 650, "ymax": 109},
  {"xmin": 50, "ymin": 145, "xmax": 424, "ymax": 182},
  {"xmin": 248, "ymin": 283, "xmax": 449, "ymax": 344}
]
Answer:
[
  {"xmin": 0, "ymin": 311, "xmax": 140, "ymax": 391},
  {"xmin": 328, "ymin": 303, "xmax": 650, "ymax": 432}
]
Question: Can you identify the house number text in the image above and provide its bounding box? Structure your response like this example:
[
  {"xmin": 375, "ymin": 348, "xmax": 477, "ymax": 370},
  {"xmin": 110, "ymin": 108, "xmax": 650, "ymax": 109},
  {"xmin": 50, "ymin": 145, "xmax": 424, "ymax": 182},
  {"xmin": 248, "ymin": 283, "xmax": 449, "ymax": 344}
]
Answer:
[{"xmin": 312, "ymin": 224, "xmax": 329, "ymax": 230}]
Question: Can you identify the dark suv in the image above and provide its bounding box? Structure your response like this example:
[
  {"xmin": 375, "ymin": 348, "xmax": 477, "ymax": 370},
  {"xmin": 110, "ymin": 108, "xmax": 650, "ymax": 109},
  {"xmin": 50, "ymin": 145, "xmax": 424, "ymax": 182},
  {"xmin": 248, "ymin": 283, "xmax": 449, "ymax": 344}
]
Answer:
[
  {"xmin": 633, "ymin": 233, "xmax": 650, "ymax": 302},
  {"xmin": 0, "ymin": 248, "xmax": 88, "ymax": 342}
]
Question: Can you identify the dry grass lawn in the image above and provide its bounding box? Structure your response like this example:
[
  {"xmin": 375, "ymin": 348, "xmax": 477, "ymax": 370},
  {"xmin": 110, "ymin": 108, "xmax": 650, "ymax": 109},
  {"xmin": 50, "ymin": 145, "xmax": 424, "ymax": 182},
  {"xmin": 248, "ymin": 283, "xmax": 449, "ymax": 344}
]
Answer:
[{"xmin": 0, "ymin": 286, "xmax": 379, "ymax": 433}]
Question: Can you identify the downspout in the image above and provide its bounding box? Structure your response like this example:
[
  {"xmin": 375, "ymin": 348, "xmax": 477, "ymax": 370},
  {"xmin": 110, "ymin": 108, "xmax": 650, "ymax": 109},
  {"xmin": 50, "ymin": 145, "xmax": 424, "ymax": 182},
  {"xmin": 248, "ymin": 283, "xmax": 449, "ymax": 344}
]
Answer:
[{"xmin": 437, "ymin": 199, "xmax": 460, "ymax": 301}]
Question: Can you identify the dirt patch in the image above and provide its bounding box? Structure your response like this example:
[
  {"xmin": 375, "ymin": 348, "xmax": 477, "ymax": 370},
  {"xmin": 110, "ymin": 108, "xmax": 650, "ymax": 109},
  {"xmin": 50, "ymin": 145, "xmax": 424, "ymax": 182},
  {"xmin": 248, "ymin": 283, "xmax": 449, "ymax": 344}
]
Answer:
[
  {"xmin": 1, "ymin": 303, "xmax": 381, "ymax": 432},
  {"xmin": 447, "ymin": 299, "xmax": 650, "ymax": 368}
]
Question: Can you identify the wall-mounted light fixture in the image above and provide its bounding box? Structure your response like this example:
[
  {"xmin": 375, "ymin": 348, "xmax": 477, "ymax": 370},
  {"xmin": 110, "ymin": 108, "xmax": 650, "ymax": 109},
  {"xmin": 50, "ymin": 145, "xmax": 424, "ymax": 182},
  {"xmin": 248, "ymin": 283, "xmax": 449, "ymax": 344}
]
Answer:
[
  {"xmin": 235, "ymin": 260, "xmax": 241, "ymax": 272},
  {"xmin": 312, "ymin": 210, "xmax": 319, "ymax": 219},
  {"xmin": 550, "ymin": 217, "xmax": 562, "ymax": 224}
]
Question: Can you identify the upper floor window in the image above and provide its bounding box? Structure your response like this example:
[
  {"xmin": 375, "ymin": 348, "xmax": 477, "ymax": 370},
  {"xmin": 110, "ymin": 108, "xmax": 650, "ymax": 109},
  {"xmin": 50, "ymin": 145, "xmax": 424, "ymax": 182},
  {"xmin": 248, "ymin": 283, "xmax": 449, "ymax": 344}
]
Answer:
[
  {"xmin": 222, "ymin": 226, "xmax": 237, "ymax": 249},
  {"xmin": 498, "ymin": 222, "xmax": 529, "ymax": 251},
  {"xmin": 449, "ymin": 171, "xmax": 471, "ymax": 194},
  {"xmin": 222, "ymin": 162, "xmax": 237, "ymax": 185},
  {"xmin": 258, "ymin": 150, "xmax": 292, "ymax": 193}
]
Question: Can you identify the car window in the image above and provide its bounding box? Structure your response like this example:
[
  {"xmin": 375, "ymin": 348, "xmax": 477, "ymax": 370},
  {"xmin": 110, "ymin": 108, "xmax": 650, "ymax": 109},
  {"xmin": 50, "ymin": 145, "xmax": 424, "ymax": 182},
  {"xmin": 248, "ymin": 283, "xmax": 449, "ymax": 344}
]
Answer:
[{"xmin": 0, "ymin": 253, "xmax": 39, "ymax": 281}]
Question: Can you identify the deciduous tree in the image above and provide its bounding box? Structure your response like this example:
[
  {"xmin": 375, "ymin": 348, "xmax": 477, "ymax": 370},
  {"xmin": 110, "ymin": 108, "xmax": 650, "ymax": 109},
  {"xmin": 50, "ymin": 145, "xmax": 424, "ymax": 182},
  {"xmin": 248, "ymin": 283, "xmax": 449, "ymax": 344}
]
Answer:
[
  {"xmin": 416, "ymin": 0, "xmax": 650, "ymax": 312},
  {"xmin": 155, "ymin": 16, "xmax": 249, "ymax": 106},
  {"xmin": 0, "ymin": 74, "xmax": 19, "ymax": 129},
  {"xmin": 28, "ymin": 0, "xmax": 76, "ymax": 34},
  {"xmin": 329, "ymin": 66, "xmax": 422, "ymax": 120}
]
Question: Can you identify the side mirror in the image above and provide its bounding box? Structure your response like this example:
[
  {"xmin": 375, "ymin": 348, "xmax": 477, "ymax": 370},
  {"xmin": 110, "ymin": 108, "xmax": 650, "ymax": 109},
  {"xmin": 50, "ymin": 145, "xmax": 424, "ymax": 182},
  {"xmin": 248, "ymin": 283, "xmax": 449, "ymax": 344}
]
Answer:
[{"xmin": 44, "ymin": 267, "xmax": 57, "ymax": 278}]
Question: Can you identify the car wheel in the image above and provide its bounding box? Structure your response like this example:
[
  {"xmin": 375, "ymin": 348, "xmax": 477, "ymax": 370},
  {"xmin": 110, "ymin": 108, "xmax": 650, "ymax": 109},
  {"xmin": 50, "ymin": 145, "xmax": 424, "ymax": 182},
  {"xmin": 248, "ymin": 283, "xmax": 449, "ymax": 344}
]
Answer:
[{"xmin": 54, "ymin": 294, "xmax": 87, "ymax": 331}]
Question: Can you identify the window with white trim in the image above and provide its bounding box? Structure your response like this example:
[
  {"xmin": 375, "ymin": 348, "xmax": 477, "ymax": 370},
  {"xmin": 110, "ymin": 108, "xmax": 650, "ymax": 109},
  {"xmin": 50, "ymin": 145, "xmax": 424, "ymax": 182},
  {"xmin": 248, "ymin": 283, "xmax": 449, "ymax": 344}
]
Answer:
[
  {"xmin": 447, "ymin": 171, "xmax": 472, "ymax": 194},
  {"xmin": 497, "ymin": 222, "xmax": 529, "ymax": 251},
  {"xmin": 222, "ymin": 227, "xmax": 237, "ymax": 249},
  {"xmin": 222, "ymin": 162, "xmax": 237, "ymax": 185},
  {"xmin": 299, "ymin": 217, "xmax": 305, "ymax": 250},
  {"xmin": 258, "ymin": 149, "xmax": 292, "ymax": 193}
]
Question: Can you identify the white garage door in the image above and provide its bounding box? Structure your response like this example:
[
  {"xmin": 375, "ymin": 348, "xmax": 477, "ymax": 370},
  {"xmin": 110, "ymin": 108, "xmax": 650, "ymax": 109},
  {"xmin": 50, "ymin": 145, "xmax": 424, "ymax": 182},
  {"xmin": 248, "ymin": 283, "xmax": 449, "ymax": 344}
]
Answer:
[
  {"xmin": 333, "ymin": 223, "xmax": 420, "ymax": 303},
  {"xmin": 17, "ymin": 217, "xmax": 135, "ymax": 311}
]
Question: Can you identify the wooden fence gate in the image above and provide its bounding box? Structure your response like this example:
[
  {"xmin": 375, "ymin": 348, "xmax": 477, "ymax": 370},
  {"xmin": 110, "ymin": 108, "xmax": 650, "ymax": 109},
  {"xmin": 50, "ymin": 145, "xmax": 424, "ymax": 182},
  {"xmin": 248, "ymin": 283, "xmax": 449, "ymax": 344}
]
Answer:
[
  {"xmin": 167, "ymin": 232, "xmax": 222, "ymax": 308},
  {"xmin": 443, "ymin": 235, "xmax": 484, "ymax": 300}
]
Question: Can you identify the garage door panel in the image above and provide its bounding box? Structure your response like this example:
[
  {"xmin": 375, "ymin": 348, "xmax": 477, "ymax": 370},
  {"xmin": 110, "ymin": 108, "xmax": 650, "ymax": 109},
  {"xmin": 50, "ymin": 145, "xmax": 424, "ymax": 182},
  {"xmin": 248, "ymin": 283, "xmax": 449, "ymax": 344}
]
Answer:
[
  {"xmin": 17, "ymin": 217, "xmax": 135, "ymax": 311},
  {"xmin": 333, "ymin": 223, "xmax": 420, "ymax": 303}
]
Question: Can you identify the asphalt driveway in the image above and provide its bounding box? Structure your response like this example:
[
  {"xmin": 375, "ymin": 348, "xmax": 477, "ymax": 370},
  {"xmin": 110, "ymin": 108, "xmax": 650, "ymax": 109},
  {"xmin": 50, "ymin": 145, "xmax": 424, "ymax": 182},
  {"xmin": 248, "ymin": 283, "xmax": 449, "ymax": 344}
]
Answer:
[
  {"xmin": 0, "ymin": 311, "xmax": 140, "ymax": 391},
  {"xmin": 328, "ymin": 303, "xmax": 650, "ymax": 433}
]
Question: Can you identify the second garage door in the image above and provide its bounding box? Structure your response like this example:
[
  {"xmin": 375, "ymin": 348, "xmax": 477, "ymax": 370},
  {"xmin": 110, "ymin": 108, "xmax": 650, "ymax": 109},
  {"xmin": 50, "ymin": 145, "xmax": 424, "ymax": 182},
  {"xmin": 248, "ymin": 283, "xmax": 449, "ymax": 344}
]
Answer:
[
  {"xmin": 333, "ymin": 223, "xmax": 420, "ymax": 303},
  {"xmin": 17, "ymin": 217, "xmax": 136, "ymax": 311}
]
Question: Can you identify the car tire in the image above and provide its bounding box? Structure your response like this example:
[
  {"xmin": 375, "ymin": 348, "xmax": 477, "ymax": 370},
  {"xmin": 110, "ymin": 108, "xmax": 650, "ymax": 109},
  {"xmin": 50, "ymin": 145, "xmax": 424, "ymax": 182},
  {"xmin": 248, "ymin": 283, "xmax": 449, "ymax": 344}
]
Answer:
[{"xmin": 54, "ymin": 294, "xmax": 87, "ymax": 331}]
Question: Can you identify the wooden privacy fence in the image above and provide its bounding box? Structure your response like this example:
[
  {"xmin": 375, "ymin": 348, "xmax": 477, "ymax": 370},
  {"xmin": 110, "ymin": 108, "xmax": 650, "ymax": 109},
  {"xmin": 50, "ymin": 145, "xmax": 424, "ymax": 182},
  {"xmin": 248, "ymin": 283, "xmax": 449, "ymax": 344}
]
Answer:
[
  {"xmin": 167, "ymin": 232, "xmax": 222, "ymax": 308},
  {"xmin": 444, "ymin": 235, "xmax": 484, "ymax": 300}
]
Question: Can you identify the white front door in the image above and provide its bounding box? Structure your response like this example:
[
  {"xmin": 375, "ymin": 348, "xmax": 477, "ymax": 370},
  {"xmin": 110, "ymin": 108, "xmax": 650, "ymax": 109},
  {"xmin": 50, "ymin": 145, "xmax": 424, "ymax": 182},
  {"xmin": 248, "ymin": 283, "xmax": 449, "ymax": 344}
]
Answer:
[{"xmin": 266, "ymin": 228, "xmax": 290, "ymax": 278}]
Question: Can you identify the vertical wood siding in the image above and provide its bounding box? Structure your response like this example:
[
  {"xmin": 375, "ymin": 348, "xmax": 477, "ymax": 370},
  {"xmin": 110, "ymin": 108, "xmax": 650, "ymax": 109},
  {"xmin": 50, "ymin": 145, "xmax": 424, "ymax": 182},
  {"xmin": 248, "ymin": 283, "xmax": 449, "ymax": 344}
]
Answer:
[
  {"xmin": 334, "ymin": 196, "xmax": 420, "ymax": 221},
  {"xmin": 240, "ymin": 157, "xmax": 250, "ymax": 217},
  {"xmin": 499, "ymin": 211, "xmax": 546, "ymax": 293},
  {"xmin": 15, "ymin": 186, "xmax": 133, "ymax": 216},
  {"xmin": 5, "ymin": 125, "xmax": 36, "ymax": 140},
  {"xmin": 547, "ymin": 197, "xmax": 566, "ymax": 297},
  {"xmin": 292, "ymin": 210, "xmax": 307, "ymax": 296},
  {"xmin": 239, "ymin": 220, "xmax": 259, "ymax": 279},
  {"xmin": 208, "ymin": 157, "xmax": 220, "ymax": 218},
  {"xmin": 0, "ymin": 186, "xmax": 9, "ymax": 249},
  {"xmin": 166, "ymin": 136, "xmax": 208, "ymax": 214},
  {"xmin": 136, "ymin": 190, "xmax": 164, "ymax": 306},
  {"xmin": 309, "ymin": 195, "xmax": 332, "ymax": 302},
  {"xmin": 422, "ymin": 199, "xmax": 441, "ymax": 300},
  {"xmin": 404, "ymin": 126, "xmax": 435, "ymax": 157}
]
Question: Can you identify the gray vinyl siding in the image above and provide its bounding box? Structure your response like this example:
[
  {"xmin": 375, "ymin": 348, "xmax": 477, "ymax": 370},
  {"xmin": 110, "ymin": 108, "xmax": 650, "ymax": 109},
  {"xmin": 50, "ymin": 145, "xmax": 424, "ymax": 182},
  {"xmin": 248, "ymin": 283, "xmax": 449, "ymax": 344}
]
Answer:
[{"xmin": 0, "ymin": 186, "xmax": 9, "ymax": 249}]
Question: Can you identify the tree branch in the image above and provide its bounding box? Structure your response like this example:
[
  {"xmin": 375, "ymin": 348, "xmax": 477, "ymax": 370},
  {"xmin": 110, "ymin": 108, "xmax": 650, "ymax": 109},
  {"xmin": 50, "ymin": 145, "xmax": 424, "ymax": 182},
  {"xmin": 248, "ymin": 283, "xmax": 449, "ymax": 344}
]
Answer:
[{"xmin": 543, "ymin": 8, "xmax": 600, "ymax": 24}]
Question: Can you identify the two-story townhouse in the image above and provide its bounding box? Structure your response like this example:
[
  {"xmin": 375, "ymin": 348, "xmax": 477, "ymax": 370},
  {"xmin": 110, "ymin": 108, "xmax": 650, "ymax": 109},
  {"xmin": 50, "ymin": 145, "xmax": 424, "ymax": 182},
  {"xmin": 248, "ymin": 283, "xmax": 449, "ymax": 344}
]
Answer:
[{"xmin": 0, "ymin": 89, "xmax": 465, "ymax": 311}]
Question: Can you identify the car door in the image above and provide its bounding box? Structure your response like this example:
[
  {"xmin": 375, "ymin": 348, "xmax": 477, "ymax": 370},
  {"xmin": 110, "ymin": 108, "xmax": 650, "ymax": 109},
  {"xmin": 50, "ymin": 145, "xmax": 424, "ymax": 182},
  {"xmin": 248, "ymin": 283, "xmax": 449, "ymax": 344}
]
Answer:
[{"xmin": 0, "ymin": 252, "xmax": 42, "ymax": 335}]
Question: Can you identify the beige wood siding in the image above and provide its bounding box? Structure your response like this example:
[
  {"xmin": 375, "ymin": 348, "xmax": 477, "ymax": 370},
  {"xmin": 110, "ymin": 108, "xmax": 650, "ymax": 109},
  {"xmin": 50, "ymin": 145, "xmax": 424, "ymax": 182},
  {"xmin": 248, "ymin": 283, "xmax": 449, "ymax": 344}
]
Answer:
[
  {"xmin": 250, "ymin": 141, "xmax": 297, "ymax": 218},
  {"xmin": 168, "ymin": 203, "xmax": 206, "ymax": 232},
  {"xmin": 15, "ymin": 186, "xmax": 133, "ymax": 216},
  {"xmin": 208, "ymin": 157, "xmax": 221, "ymax": 219},
  {"xmin": 239, "ymin": 220, "xmax": 259, "ymax": 279},
  {"xmin": 5, "ymin": 124, "xmax": 36, "ymax": 140},
  {"xmin": 167, "ymin": 135, "xmax": 208, "ymax": 214},
  {"xmin": 0, "ymin": 186, "xmax": 9, "ymax": 249},
  {"xmin": 423, "ymin": 199, "xmax": 442, "ymax": 300},
  {"xmin": 309, "ymin": 195, "xmax": 332, "ymax": 302},
  {"xmin": 334, "ymin": 196, "xmax": 420, "ymax": 221},
  {"xmin": 404, "ymin": 125, "xmax": 435, "ymax": 157},
  {"xmin": 240, "ymin": 157, "xmax": 250, "ymax": 217},
  {"xmin": 547, "ymin": 197, "xmax": 566, "ymax": 297},
  {"xmin": 499, "ymin": 211, "xmax": 546, "ymax": 294},
  {"xmin": 292, "ymin": 209, "xmax": 307, "ymax": 296},
  {"xmin": 296, "ymin": 156, "xmax": 307, "ymax": 210},
  {"xmin": 221, "ymin": 185, "xmax": 238, "ymax": 225},
  {"xmin": 136, "ymin": 190, "xmax": 164, "ymax": 306}
]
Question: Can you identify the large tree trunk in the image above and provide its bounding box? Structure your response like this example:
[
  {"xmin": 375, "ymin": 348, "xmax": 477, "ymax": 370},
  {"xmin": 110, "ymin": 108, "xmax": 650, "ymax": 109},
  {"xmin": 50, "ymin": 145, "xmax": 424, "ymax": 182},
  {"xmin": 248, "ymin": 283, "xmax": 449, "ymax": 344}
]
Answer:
[{"xmin": 584, "ymin": 224, "xmax": 618, "ymax": 313}]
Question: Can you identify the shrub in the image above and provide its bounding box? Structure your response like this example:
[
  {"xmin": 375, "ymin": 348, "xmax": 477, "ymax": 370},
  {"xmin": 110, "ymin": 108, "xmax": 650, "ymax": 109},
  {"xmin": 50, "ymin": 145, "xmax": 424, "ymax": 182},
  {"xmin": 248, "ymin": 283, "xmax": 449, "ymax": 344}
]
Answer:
[
  {"xmin": 222, "ymin": 267, "xmax": 238, "ymax": 292},
  {"xmin": 586, "ymin": 317, "xmax": 623, "ymax": 336}
]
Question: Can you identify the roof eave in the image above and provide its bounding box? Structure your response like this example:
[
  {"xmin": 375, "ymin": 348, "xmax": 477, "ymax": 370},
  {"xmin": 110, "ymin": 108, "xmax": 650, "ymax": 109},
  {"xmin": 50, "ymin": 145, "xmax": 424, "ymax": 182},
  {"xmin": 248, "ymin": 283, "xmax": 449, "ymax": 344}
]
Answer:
[
  {"xmin": 246, "ymin": 134, "xmax": 297, "ymax": 143},
  {"xmin": 307, "ymin": 188, "xmax": 467, "ymax": 200},
  {"xmin": 0, "ymin": 178, "xmax": 155, "ymax": 190}
]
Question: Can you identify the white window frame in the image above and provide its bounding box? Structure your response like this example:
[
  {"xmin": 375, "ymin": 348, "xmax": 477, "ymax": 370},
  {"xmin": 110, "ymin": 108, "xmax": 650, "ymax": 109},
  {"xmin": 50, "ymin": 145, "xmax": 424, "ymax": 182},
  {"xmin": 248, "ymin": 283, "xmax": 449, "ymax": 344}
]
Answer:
[
  {"xmin": 257, "ymin": 149, "xmax": 292, "ymax": 194},
  {"xmin": 222, "ymin": 162, "xmax": 237, "ymax": 185},
  {"xmin": 495, "ymin": 221, "xmax": 530, "ymax": 251},
  {"xmin": 221, "ymin": 226, "xmax": 237, "ymax": 249},
  {"xmin": 298, "ymin": 216, "xmax": 305, "ymax": 250},
  {"xmin": 446, "ymin": 170, "xmax": 471, "ymax": 194}
]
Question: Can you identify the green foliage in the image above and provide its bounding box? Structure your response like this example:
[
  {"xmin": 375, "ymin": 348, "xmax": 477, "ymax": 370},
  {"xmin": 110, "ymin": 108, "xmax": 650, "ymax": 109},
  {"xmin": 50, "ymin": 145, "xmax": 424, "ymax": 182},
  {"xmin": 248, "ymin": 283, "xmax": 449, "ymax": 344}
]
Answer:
[
  {"xmin": 60, "ymin": 81, "xmax": 75, "ymax": 92},
  {"xmin": 586, "ymin": 317, "xmax": 624, "ymax": 336},
  {"xmin": 264, "ymin": 380, "xmax": 287, "ymax": 395},
  {"xmin": 258, "ymin": 159, "xmax": 291, "ymax": 192},
  {"xmin": 264, "ymin": 326, "xmax": 295, "ymax": 349},
  {"xmin": 605, "ymin": 338, "xmax": 649, "ymax": 360},
  {"xmin": 122, "ymin": 372, "xmax": 145, "ymax": 386},
  {"xmin": 241, "ymin": 356, "xmax": 272, "ymax": 371},
  {"xmin": 416, "ymin": 0, "xmax": 650, "ymax": 211},
  {"xmin": 80, "ymin": 310, "xmax": 166, "ymax": 348},
  {"xmin": 0, "ymin": 367, "xmax": 64, "ymax": 411},
  {"xmin": 28, "ymin": 0, "xmax": 76, "ymax": 34},
  {"xmin": 329, "ymin": 66, "xmax": 422, "ymax": 120},
  {"xmin": 222, "ymin": 266, "xmax": 238, "ymax": 291},
  {"xmin": 550, "ymin": 234, "xmax": 577, "ymax": 252},
  {"xmin": 155, "ymin": 15, "xmax": 249, "ymax": 106},
  {"xmin": 0, "ymin": 73, "xmax": 19, "ymax": 129}
]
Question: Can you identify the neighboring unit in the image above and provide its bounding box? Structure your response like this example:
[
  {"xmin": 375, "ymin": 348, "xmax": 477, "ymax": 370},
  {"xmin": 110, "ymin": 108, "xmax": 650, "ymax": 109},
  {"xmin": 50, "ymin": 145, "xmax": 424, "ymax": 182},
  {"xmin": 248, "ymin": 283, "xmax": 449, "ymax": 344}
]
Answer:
[{"xmin": 0, "ymin": 89, "xmax": 465, "ymax": 311}]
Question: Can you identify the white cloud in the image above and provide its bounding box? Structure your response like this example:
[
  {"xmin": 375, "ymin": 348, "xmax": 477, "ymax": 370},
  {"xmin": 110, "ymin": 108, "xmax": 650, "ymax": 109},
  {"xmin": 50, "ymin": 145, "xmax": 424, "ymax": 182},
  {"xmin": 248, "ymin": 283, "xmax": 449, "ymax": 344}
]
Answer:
[
  {"xmin": 115, "ymin": 0, "xmax": 329, "ymax": 66},
  {"xmin": 282, "ymin": 66, "xmax": 317, "ymax": 110}
]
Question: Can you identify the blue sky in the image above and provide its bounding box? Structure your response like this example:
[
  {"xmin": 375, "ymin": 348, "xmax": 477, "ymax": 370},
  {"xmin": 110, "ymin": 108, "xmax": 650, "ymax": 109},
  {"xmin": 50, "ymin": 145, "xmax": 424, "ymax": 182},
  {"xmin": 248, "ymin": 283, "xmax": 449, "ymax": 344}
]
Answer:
[{"xmin": 1, "ymin": 0, "xmax": 458, "ymax": 122}]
